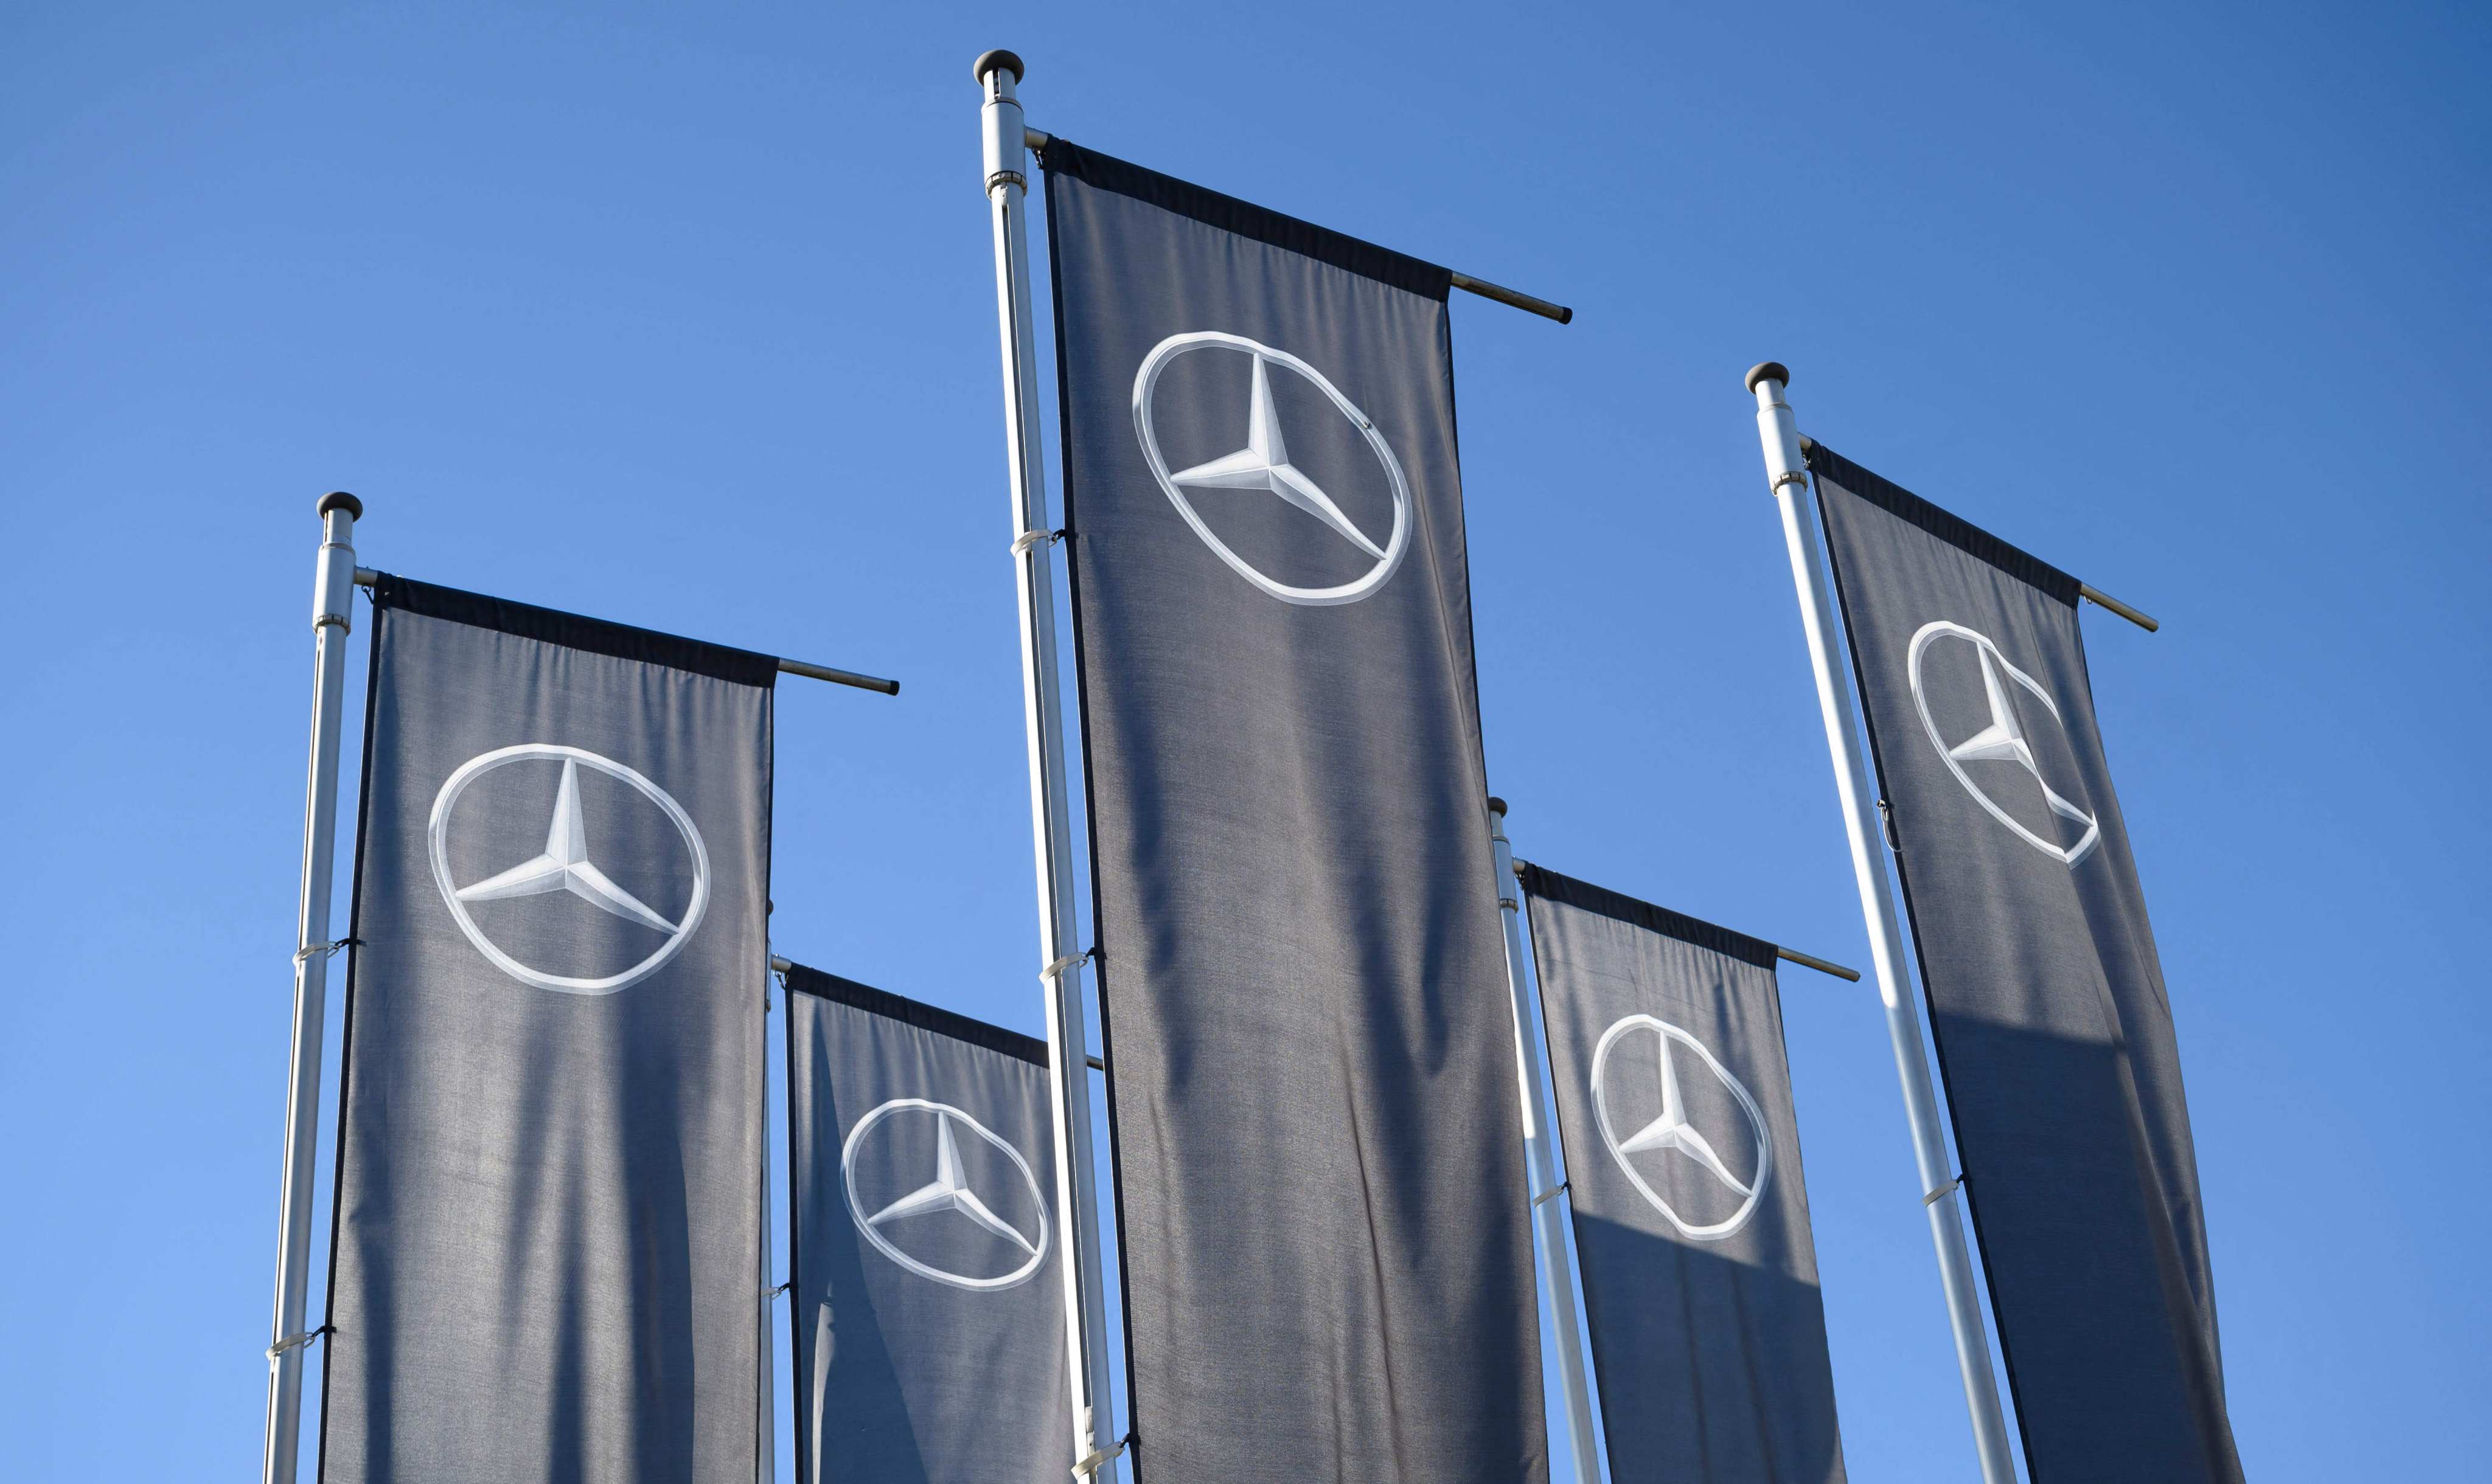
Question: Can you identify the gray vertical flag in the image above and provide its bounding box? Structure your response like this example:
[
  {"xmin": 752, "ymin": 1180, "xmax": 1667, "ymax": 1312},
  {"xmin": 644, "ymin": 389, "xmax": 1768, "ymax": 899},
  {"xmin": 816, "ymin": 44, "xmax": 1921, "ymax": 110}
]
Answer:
[
  {"xmin": 1522, "ymin": 865, "xmax": 1848, "ymax": 1484},
  {"xmin": 1042, "ymin": 139, "xmax": 1545, "ymax": 1482},
  {"xmin": 321, "ymin": 575, "xmax": 773, "ymax": 1484},
  {"xmin": 782, "ymin": 965, "xmax": 1073, "ymax": 1484},
  {"xmin": 1809, "ymin": 445, "xmax": 2241, "ymax": 1481}
]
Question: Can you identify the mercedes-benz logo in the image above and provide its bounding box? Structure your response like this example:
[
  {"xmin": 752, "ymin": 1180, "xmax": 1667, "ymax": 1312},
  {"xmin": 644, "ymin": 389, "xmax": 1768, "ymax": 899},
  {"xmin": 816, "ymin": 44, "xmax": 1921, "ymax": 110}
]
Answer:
[
  {"xmin": 1908, "ymin": 621, "xmax": 2101, "ymax": 866},
  {"xmin": 841, "ymin": 1099, "xmax": 1050, "ymax": 1292},
  {"xmin": 428, "ymin": 744, "xmax": 709, "ymax": 995},
  {"xmin": 1132, "ymin": 330, "xmax": 1412, "ymax": 606},
  {"xmin": 1590, "ymin": 1015, "xmax": 1772, "ymax": 1242}
]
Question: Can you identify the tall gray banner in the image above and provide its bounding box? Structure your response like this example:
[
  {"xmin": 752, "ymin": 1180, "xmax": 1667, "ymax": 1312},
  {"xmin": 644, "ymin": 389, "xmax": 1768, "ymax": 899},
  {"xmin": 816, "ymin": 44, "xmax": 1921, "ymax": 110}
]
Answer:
[
  {"xmin": 1522, "ymin": 865, "xmax": 1848, "ymax": 1484},
  {"xmin": 1042, "ymin": 138, "xmax": 1545, "ymax": 1482},
  {"xmin": 782, "ymin": 966, "xmax": 1073, "ymax": 1484},
  {"xmin": 1809, "ymin": 445, "xmax": 2241, "ymax": 1480},
  {"xmin": 321, "ymin": 575, "xmax": 773, "ymax": 1484}
]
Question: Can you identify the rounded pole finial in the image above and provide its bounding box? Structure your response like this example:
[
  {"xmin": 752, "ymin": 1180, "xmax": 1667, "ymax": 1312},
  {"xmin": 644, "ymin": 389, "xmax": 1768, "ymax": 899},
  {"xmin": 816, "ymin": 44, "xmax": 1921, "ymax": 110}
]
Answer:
[
  {"xmin": 1744, "ymin": 361, "xmax": 1791, "ymax": 394},
  {"xmin": 1486, "ymin": 795, "xmax": 1509, "ymax": 819},
  {"xmin": 973, "ymin": 49, "xmax": 1025, "ymax": 84},
  {"xmin": 317, "ymin": 491, "xmax": 364, "ymax": 520}
]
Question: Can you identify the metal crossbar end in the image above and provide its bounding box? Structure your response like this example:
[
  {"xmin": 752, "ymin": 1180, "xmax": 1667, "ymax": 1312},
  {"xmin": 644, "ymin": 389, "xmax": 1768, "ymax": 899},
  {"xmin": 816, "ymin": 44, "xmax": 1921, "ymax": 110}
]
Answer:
[
  {"xmin": 1011, "ymin": 527, "xmax": 1063, "ymax": 556},
  {"xmin": 1039, "ymin": 950, "xmax": 1091, "ymax": 983},
  {"xmin": 1530, "ymin": 1179, "xmax": 1570, "ymax": 1208},
  {"xmin": 267, "ymin": 1325, "xmax": 332, "ymax": 1361},
  {"xmin": 1071, "ymin": 1436, "xmax": 1129, "ymax": 1479},
  {"xmin": 2078, "ymin": 581, "xmax": 2161, "ymax": 633},
  {"xmin": 1923, "ymin": 1173, "xmax": 1965, "ymax": 1207}
]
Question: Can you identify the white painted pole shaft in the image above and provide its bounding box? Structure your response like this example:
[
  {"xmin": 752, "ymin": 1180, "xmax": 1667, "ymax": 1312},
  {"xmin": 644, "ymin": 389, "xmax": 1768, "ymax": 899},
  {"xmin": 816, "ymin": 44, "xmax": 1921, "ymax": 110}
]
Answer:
[
  {"xmin": 1488, "ymin": 803, "xmax": 1604, "ymax": 1484},
  {"xmin": 263, "ymin": 494, "xmax": 360, "ymax": 1484},
  {"xmin": 978, "ymin": 52, "xmax": 1120, "ymax": 1478},
  {"xmin": 759, "ymin": 972, "xmax": 776, "ymax": 1484},
  {"xmin": 1749, "ymin": 372, "xmax": 2020, "ymax": 1484}
]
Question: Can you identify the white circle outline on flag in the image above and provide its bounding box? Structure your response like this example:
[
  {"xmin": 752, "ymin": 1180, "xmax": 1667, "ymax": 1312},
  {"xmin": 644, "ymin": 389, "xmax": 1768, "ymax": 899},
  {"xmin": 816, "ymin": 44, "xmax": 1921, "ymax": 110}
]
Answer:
[
  {"xmin": 1131, "ymin": 330, "xmax": 1413, "ymax": 606},
  {"xmin": 1590, "ymin": 1014, "xmax": 1773, "ymax": 1242},
  {"xmin": 1907, "ymin": 620, "xmax": 2103, "ymax": 867},
  {"xmin": 841, "ymin": 1098, "xmax": 1052, "ymax": 1292},
  {"xmin": 427, "ymin": 744, "xmax": 711, "ymax": 995}
]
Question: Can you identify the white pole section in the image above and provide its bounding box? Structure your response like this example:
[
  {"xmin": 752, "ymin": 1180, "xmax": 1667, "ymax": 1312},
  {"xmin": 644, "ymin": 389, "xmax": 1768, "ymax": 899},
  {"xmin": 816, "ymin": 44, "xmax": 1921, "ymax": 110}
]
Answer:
[
  {"xmin": 759, "ymin": 969, "xmax": 777, "ymax": 1484},
  {"xmin": 262, "ymin": 491, "xmax": 362, "ymax": 1484},
  {"xmin": 976, "ymin": 47, "xmax": 1122, "ymax": 1482},
  {"xmin": 1488, "ymin": 800, "xmax": 1604, "ymax": 1484},
  {"xmin": 1747, "ymin": 364, "xmax": 2020, "ymax": 1483}
]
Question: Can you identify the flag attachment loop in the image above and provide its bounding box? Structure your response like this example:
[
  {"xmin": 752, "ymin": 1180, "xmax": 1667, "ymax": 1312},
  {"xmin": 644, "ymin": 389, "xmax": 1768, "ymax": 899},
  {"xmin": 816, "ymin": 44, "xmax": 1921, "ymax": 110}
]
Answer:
[
  {"xmin": 1011, "ymin": 527, "xmax": 1064, "ymax": 556},
  {"xmin": 266, "ymin": 1324, "xmax": 332, "ymax": 1361},
  {"xmin": 292, "ymin": 937, "xmax": 360, "ymax": 966},
  {"xmin": 1531, "ymin": 1179, "xmax": 1570, "ymax": 1208},
  {"xmin": 765, "ymin": 1280, "xmax": 790, "ymax": 1300},
  {"xmin": 1923, "ymin": 1174, "xmax": 1965, "ymax": 1207},
  {"xmin": 1070, "ymin": 1435, "xmax": 1129, "ymax": 1479},
  {"xmin": 1040, "ymin": 949, "xmax": 1091, "ymax": 983}
]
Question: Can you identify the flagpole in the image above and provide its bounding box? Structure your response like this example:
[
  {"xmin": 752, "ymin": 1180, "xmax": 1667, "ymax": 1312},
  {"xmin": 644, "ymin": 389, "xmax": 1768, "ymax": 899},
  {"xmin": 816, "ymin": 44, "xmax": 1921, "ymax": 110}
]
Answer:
[
  {"xmin": 1487, "ymin": 800, "xmax": 1604, "ymax": 1484},
  {"xmin": 977, "ymin": 48, "xmax": 1122, "ymax": 1481},
  {"xmin": 262, "ymin": 491, "xmax": 362, "ymax": 1484},
  {"xmin": 1747, "ymin": 364, "xmax": 2020, "ymax": 1484}
]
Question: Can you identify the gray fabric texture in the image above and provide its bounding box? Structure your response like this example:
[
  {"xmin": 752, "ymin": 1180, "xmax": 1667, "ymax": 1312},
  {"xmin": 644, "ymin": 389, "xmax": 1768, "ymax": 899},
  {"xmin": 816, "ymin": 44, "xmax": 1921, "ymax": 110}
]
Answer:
[
  {"xmin": 1524, "ymin": 868, "xmax": 1847, "ymax": 1484},
  {"xmin": 783, "ymin": 969, "xmax": 1073, "ymax": 1484},
  {"xmin": 1044, "ymin": 142, "xmax": 1547, "ymax": 1483},
  {"xmin": 321, "ymin": 595, "xmax": 770, "ymax": 1484},
  {"xmin": 1811, "ymin": 447, "xmax": 2241, "ymax": 1482}
]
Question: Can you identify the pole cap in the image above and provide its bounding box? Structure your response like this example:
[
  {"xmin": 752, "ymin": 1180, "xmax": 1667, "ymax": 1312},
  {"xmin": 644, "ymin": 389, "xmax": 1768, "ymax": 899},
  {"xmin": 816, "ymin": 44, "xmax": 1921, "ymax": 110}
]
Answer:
[
  {"xmin": 1744, "ymin": 361, "xmax": 1791, "ymax": 394},
  {"xmin": 973, "ymin": 49, "xmax": 1025, "ymax": 84},
  {"xmin": 317, "ymin": 491, "xmax": 364, "ymax": 520},
  {"xmin": 1486, "ymin": 795, "xmax": 1509, "ymax": 818}
]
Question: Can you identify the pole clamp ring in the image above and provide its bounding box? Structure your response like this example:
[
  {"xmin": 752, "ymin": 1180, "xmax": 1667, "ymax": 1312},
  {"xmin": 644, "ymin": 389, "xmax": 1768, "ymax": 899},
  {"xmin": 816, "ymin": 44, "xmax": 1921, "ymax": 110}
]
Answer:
[
  {"xmin": 1071, "ymin": 1436, "xmax": 1129, "ymax": 1479},
  {"xmin": 1770, "ymin": 468, "xmax": 1810, "ymax": 494},
  {"xmin": 987, "ymin": 168, "xmax": 1028, "ymax": 193},
  {"xmin": 268, "ymin": 1324, "xmax": 333, "ymax": 1361},
  {"xmin": 1497, "ymin": 890, "xmax": 1520, "ymax": 910},
  {"xmin": 1012, "ymin": 527, "xmax": 1063, "ymax": 556},
  {"xmin": 1922, "ymin": 1173, "xmax": 1965, "ymax": 1207},
  {"xmin": 1531, "ymin": 1179, "xmax": 1570, "ymax": 1208},
  {"xmin": 1040, "ymin": 950, "xmax": 1091, "ymax": 983}
]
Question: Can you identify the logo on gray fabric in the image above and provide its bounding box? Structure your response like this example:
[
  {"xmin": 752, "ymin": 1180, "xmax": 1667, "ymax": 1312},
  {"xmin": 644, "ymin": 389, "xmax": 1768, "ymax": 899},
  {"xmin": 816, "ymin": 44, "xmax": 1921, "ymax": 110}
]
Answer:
[
  {"xmin": 1590, "ymin": 1015, "xmax": 1772, "ymax": 1241},
  {"xmin": 1132, "ymin": 330, "xmax": 1413, "ymax": 605},
  {"xmin": 428, "ymin": 745, "xmax": 710, "ymax": 994},
  {"xmin": 1907, "ymin": 621, "xmax": 2101, "ymax": 866},
  {"xmin": 843, "ymin": 1098, "xmax": 1050, "ymax": 1291}
]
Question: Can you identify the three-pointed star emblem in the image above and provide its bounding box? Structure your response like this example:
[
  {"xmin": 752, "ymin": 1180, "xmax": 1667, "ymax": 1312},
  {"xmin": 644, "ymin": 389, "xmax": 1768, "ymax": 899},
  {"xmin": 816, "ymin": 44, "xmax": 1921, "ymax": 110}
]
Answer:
[
  {"xmin": 863, "ymin": 1109, "xmax": 1043, "ymax": 1258},
  {"xmin": 1131, "ymin": 330, "xmax": 1413, "ymax": 606},
  {"xmin": 1908, "ymin": 621, "xmax": 2101, "ymax": 865},
  {"xmin": 1590, "ymin": 1014, "xmax": 1773, "ymax": 1241},
  {"xmin": 427, "ymin": 744, "xmax": 710, "ymax": 995},
  {"xmin": 454, "ymin": 758, "xmax": 681, "ymax": 935},
  {"xmin": 1168, "ymin": 353, "xmax": 1388, "ymax": 560}
]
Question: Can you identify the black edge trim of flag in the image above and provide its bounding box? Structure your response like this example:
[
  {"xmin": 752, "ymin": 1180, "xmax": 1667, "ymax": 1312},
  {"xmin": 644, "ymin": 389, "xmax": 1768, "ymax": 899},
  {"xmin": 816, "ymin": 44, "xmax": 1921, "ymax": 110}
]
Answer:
[
  {"xmin": 369, "ymin": 572, "xmax": 781, "ymax": 687},
  {"xmin": 1517, "ymin": 862, "xmax": 1780, "ymax": 971},
  {"xmin": 1803, "ymin": 444, "xmax": 2081, "ymax": 606},
  {"xmin": 780, "ymin": 963, "xmax": 1051, "ymax": 1068},
  {"xmin": 1036, "ymin": 136, "xmax": 1452, "ymax": 302}
]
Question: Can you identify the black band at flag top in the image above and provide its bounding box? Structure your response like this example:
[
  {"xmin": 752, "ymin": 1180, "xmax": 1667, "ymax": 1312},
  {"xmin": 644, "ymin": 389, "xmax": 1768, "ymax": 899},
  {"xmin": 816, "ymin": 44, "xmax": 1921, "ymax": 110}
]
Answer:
[
  {"xmin": 1042, "ymin": 136, "xmax": 1547, "ymax": 1482},
  {"xmin": 321, "ymin": 574, "xmax": 774, "ymax": 1484},
  {"xmin": 1807, "ymin": 444, "xmax": 2243, "ymax": 1482}
]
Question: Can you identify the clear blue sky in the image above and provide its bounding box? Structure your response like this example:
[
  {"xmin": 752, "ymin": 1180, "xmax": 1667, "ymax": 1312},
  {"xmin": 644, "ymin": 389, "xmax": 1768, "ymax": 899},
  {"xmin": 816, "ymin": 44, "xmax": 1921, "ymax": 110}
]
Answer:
[{"xmin": 5, "ymin": 3, "xmax": 2485, "ymax": 1479}]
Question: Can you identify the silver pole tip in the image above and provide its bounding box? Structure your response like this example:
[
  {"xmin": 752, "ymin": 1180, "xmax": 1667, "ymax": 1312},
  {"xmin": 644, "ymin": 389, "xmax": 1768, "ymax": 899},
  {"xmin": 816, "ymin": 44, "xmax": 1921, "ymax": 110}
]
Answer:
[
  {"xmin": 317, "ymin": 491, "xmax": 364, "ymax": 520},
  {"xmin": 1744, "ymin": 361, "xmax": 1791, "ymax": 394},
  {"xmin": 973, "ymin": 49, "xmax": 1025, "ymax": 84}
]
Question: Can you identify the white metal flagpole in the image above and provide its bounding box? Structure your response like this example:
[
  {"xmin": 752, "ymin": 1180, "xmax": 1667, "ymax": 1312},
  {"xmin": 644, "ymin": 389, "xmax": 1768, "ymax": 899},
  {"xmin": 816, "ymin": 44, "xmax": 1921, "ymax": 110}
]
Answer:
[
  {"xmin": 1746, "ymin": 363, "xmax": 2020, "ymax": 1483},
  {"xmin": 1486, "ymin": 800, "xmax": 1604, "ymax": 1484},
  {"xmin": 976, "ymin": 47, "xmax": 1124, "ymax": 1482},
  {"xmin": 262, "ymin": 491, "xmax": 363, "ymax": 1484}
]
